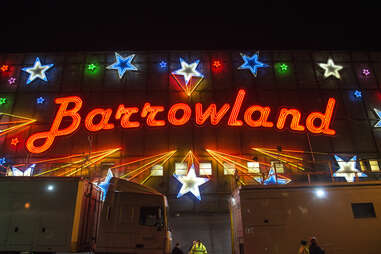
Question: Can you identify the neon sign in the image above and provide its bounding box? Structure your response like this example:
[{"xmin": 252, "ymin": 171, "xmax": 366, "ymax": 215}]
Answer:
[{"xmin": 26, "ymin": 89, "xmax": 337, "ymax": 154}]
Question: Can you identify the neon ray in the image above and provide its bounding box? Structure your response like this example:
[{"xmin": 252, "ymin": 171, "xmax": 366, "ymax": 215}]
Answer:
[
  {"xmin": 128, "ymin": 151, "xmax": 176, "ymax": 180},
  {"xmin": 252, "ymin": 148, "xmax": 306, "ymax": 171},
  {"xmin": 34, "ymin": 148, "xmax": 121, "ymax": 176},
  {"xmin": 0, "ymin": 113, "xmax": 36, "ymax": 137},
  {"xmin": 206, "ymin": 150, "xmax": 248, "ymax": 185},
  {"xmin": 64, "ymin": 148, "xmax": 121, "ymax": 176},
  {"xmin": 118, "ymin": 150, "xmax": 177, "ymax": 179}
]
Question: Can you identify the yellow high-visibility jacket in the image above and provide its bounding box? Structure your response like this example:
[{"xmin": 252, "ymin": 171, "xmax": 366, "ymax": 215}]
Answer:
[{"xmin": 190, "ymin": 242, "xmax": 207, "ymax": 254}]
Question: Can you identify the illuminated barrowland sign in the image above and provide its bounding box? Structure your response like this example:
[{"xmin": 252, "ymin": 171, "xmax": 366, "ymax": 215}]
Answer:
[{"xmin": 26, "ymin": 89, "xmax": 336, "ymax": 154}]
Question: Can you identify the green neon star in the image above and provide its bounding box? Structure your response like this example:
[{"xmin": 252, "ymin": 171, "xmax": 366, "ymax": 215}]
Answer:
[
  {"xmin": 0, "ymin": 98, "xmax": 7, "ymax": 105},
  {"xmin": 280, "ymin": 63, "xmax": 288, "ymax": 72},
  {"xmin": 88, "ymin": 63, "xmax": 97, "ymax": 72}
]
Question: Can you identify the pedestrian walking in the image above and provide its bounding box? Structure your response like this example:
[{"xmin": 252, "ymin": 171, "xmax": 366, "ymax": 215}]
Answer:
[
  {"xmin": 297, "ymin": 240, "xmax": 309, "ymax": 254},
  {"xmin": 309, "ymin": 237, "xmax": 325, "ymax": 254},
  {"xmin": 172, "ymin": 242, "xmax": 184, "ymax": 254}
]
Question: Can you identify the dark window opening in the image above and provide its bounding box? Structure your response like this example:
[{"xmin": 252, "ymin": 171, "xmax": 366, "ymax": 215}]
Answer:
[
  {"xmin": 351, "ymin": 203, "xmax": 376, "ymax": 218},
  {"xmin": 139, "ymin": 206, "xmax": 163, "ymax": 227}
]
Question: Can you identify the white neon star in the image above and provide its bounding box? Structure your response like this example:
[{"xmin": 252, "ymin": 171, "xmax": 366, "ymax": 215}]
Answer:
[
  {"xmin": 174, "ymin": 164, "xmax": 209, "ymax": 200},
  {"xmin": 333, "ymin": 155, "xmax": 366, "ymax": 182},
  {"xmin": 22, "ymin": 57, "xmax": 54, "ymax": 84},
  {"xmin": 318, "ymin": 58, "xmax": 343, "ymax": 79},
  {"xmin": 9, "ymin": 164, "xmax": 36, "ymax": 176},
  {"xmin": 172, "ymin": 58, "xmax": 204, "ymax": 85}
]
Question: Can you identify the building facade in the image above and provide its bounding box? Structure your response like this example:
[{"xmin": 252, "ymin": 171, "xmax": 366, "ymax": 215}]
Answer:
[{"xmin": 1, "ymin": 50, "xmax": 381, "ymax": 253}]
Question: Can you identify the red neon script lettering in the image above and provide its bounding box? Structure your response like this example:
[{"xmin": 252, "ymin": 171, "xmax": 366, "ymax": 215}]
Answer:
[
  {"xmin": 168, "ymin": 103, "xmax": 192, "ymax": 126},
  {"xmin": 195, "ymin": 103, "xmax": 230, "ymax": 125},
  {"xmin": 85, "ymin": 108, "xmax": 114, "ymax": 132},
  {"xmin": 277, "ymin": 108, "xmax": 305, "ymax": 131},
  {"xmin": 26, "ymin": 96, "xmax": 82, "ymax": 154},
  {"xmin": 141, "ymin": 102, "xmax": 166, "ymax": 127},
  {"xmin": 306, "ymin": 98, "xmax": 336, "ymax": 135},
  {"xmin": 228, "ymin": 89, "xmax": 245, "ymax": 126},
  {"xmin": 115, "ymin": 105, "xmax": 140, "ymax": 128},
  {"xmin": 244, "ymin": 106, "xmax": 273, "ymax": 127}
]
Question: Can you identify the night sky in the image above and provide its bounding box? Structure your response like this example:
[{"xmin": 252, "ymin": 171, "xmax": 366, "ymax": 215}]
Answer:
[{"xmin": 2, "ymin": 2, "xmax": 381, "ymax": 52}]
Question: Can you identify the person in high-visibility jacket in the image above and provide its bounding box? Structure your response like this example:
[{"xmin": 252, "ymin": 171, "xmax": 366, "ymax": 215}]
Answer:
[{"xmin": 190, "ymin": 240, "xmax": 207, "ymax": 254}]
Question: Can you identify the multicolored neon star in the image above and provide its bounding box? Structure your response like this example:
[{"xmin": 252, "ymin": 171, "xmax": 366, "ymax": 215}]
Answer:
[
  {"xmin": 96, "ymin": 169, "xmax": 114, "ymax": 201},
  {"xmin": 174, "ymin": 164, "xmax": 209, "ymax": 200},
  {"xmin": 354, "ymin": 90, "xmax": 362, "ymax": 98},
  {"xmin": 0, "ymin": 157, "xmax": 6, "ymax": 165},
  {"xmin": 318, "ymin": 58, "xmax": 343, "ymax": 79},
  {"xmin": 8, "ymin": 77, "xmax": 16, "ymax": 85},
  {"xmin": 333, "ymin": 155, "xmax": 366, "ymax": 182},
  {"xmin": 0, "ymin": 98, "xmax": 6, "ymax": 105},
  {"xmin": 1, "ymin": 65, "xmax": 9, "ymax": 72},
  {"xmin": 107, "ymin": 52, "xmax": 138, "ymax": 79},
  {"xmin": 254, "ymin": 168, "xmax": 291, "ymax": 185},
  {"xmin": 373, "ymin": 108, "xmax": 381, "ymax": 128},
  {"xmin": 159, "ymin": 61, "xmax": 167, "ymax": 69},
  {"xmin": 238, "ymin": 52, "xmax": 269, "ymax": 77},
  {"xmin": 36, "ymin": 97, "xmax": 45, "ymax": 104},
  {"xmin": 22, "ymin": 57, "xmax": 54, "ymax": 85}
]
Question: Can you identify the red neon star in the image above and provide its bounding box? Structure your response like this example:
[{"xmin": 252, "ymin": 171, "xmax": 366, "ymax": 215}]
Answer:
[
  {"xmin": 11, "ymin": 138, "xmax": 19, "ymax": 146},
  {"xmin": 212, "ymin": 60, "xmax": 221, "ymax": 68}
]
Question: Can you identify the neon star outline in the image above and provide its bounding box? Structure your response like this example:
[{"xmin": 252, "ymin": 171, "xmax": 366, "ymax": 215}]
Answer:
[
  {"xmin": 96, "ymin": 169, "xmax": 114, "ymax": 201},
  {"xmin": 318, "ymin": 58, "xmax": 343, "ymax": 79},
  {"xmin": 0, "ymin": 98, "xmax": 6, "ymax": 105},
  {"xmin": 159, "ymin": 61, "xmax": 167, "ymax": 68},
  {"xmin": 8, "ymin": 77, "xmax": 16, "ymax": 85},
  {"xmin": 10, "ymin": 164, "xmax": 36, "ymax": 176},
  {"xmin": 373, "ymin": 108, "xmax": 381, "ymax": 128},
  {"xmin": 22, "ymin": 57, "xmax": 54, "ymax": 85},
  {"xmin": 238, "ymin": 52, "xmax": 269, "ymax": 77},
  {"xmin": 354, "ymin": 90, "xmax": 362, "ymax": 98},
  {"xmin": 333, "ymin": 155, "xmax": 366, "ymax": 182},
  {"xmin": 172, "ymin": 58, "xmax": 204, "ymax": 86},
  {"xmin": 107, "ymin": 52, "xmax": 138, "ymax": 79},
  {"xmin": 36, "ymin": 97, "xmax": 45, "ymax": 104},
  {"xmin": 1, "ymin": 65, "xmax": 9, "ymax": 72},
  {"xmin": 88, "ymin": 63, "xmax": 97, "ymax": 72},
  {"xmin": 173, "ymin": 164, "xmax": 209, "ymax": 200},
  {"xmin": 11, "ymin": 138, "xmax": 19, "ymax": 146}
]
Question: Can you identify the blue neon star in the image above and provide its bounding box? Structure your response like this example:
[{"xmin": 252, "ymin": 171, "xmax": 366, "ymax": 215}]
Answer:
[
  {"xmin": 36, "ymin": 97, "xmax": 45, "ymax": 104},
  {"xmin": 254, "ymin": 168, "xmax": 291, "ymax": 185},
  {"xmin": 354, "ymin": 90, "xmax": 362, "ymax": 98},
  {"xmin": 22, "ymin": 57, "xmax": 54, "ymax": 85},
  {"xmin": 159, "ymin": 61, "xmax": 167, "ymax": 69},
  {"xmin": 0, "ymin": 157, "xmax": 6, "ymax": 165},
  {"xmin": 107, "ymin": 52, "xmax": 138, "ymax": 79},
  {"xmin": 96, "ymin": 169, "xmax": 114, "ymax": 201},
  {"xmin": 238, "ymin": 52, "xmax": 268, "ymax": 77},
  {"xmin": 374, "ymin": 108, "xmax": 381, "ymax": 128}
]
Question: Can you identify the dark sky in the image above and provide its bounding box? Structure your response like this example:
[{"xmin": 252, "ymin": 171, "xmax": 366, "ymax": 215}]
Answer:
[{"xmin": 2, "ymin": 1, "xmax": 381, "ymax": 52}]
